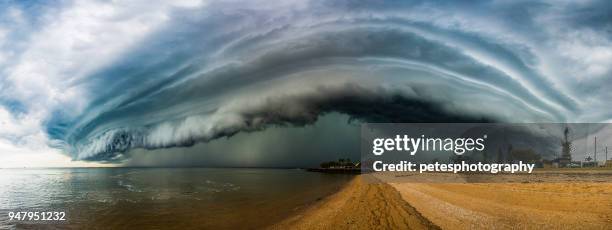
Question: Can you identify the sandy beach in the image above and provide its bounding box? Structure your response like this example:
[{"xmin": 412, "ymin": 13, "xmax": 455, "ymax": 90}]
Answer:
[
  {"xmin": 273, "ymin": 171, "xmax": 612, "ymax": 230},
  {"xmin": 392, "ymin": 182, "xmax": 612, "ymax": 229},
  {"xmin": 270, "ymin": 176, "xmax": 438, "ymax": 230}
]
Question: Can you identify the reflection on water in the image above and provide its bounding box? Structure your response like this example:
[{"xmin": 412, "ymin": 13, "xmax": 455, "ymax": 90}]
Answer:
[{"xmin": 0, "ymin": 168, "xmax": 353, "ymax": 229}]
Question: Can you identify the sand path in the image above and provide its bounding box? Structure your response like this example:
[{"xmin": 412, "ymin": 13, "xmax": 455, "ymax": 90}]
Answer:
[{"xmin": 270, "ymin": 175, "xmax": 438, "ymax": 230}]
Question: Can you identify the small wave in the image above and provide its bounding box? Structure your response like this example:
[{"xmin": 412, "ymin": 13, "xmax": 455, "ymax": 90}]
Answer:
[
  {"xmin": 201, "ymin": 180, "xmax": 240, "ymax": 192},
  {"xmin": 117, "ymin": 180, "xmax": 143, "ymax": 193}
]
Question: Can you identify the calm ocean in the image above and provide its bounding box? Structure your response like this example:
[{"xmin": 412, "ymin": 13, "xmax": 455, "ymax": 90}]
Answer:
[{"xmin": 0, "ymin": 168, "xmax": 353, "ymax": 229}]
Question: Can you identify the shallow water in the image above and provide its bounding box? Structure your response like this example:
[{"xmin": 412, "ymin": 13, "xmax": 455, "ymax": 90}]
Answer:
[{"xmin": 0, "ymin": 168, "xmax": 353, "ymax": 229}]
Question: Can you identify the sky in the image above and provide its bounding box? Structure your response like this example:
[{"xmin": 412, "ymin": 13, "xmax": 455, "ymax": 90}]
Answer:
[{"xmin": 1, "ymin": 0, "xmax": 612, "ymax": 167}]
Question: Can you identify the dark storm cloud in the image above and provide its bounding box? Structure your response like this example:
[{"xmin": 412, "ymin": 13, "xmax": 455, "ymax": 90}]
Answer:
[
  {"xmin": 2, "ymin": 0, "xmax": 611, "ymax": 162},
  {"xmin": 68, "ymin": 82, "xmax": 497, "ymax": 161}
]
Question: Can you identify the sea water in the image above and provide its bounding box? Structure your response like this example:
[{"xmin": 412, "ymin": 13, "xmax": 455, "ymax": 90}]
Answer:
[{"xmin": 0, "ymin": 168, "xmax": 353, "ymax": 229}]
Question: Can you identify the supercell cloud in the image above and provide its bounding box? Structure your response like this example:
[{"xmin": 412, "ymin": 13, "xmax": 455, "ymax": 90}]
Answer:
[{"xmin": 1, "ymin": 0, "xmax": 612, "ymax": 161}]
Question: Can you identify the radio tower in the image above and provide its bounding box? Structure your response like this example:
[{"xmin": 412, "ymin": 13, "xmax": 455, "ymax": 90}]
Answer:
[
  {"xmin": 594, "ymin": 137, "xmax": 597, "ymax": 164},
  {"xmin": 560, "ymin": 126, "xmax": 572, "ymax": 167}
]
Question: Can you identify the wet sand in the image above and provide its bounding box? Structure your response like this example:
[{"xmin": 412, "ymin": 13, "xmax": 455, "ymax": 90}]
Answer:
[{"xmin": 270, "ymin": 175, "xmax": 438, "ymax": 230}]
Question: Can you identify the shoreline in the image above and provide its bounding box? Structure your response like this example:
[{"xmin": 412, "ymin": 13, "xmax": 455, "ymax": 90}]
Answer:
[
  {"xmin": 268, "ymin": 175, "xmax": 438, "ymax": 230},
  {"xmin": 306, "ymin": 168, "xmax": 361, "ymax": 174}
]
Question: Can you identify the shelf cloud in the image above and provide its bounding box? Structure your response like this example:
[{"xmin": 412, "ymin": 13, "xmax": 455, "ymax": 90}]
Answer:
[{"xmin": 1, "ymin": 0, "xmax": 611, "ymax": 162}]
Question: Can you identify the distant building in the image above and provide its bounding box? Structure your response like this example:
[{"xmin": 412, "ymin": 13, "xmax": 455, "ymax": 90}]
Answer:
[
  {"xmin": 569, "ymin": 161, "xmax": 582, "ymax": 168},
  {"xmin": 582, "ymin": 161, "xmax": 597, "ymax": 168}
]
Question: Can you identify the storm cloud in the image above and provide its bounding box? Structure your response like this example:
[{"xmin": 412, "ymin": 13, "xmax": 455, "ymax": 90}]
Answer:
[{"xmin": 1, "ymin": 0, "xmax": 612, "ymax": 162}]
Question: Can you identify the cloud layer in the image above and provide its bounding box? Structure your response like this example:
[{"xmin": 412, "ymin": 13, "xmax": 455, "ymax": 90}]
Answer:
[{"xmin": 1, "ymin": 0, "xmax": 612, "ymax": 161}]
